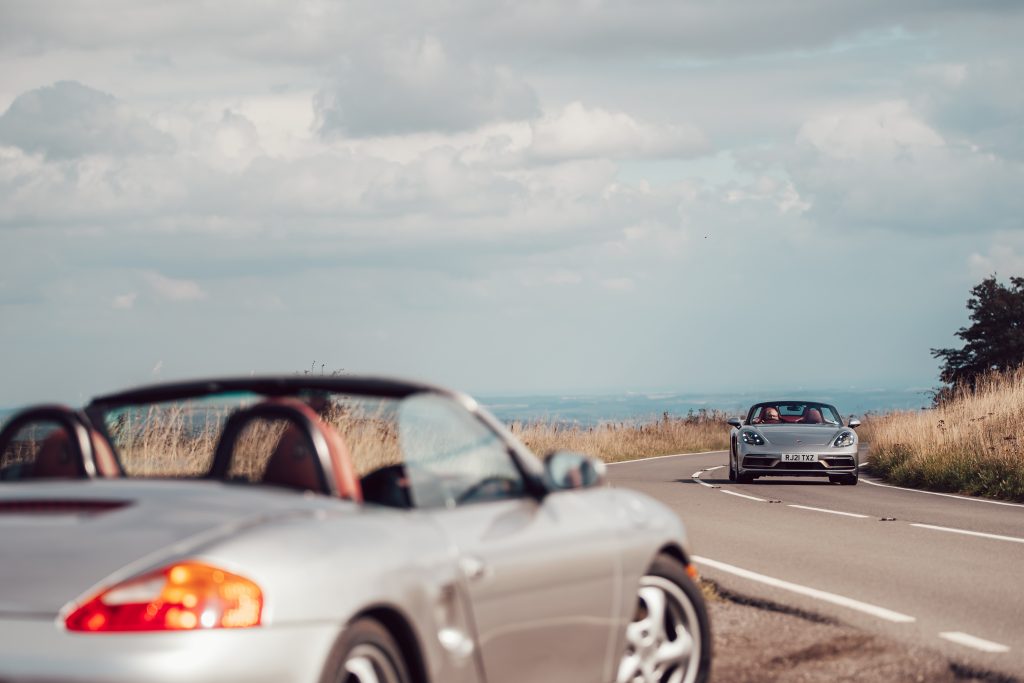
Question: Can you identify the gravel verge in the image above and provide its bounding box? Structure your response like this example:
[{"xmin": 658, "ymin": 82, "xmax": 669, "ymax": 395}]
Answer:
[{"xmin": 704, "ymin": 581, "xmax": 1020, "ymax": 683}]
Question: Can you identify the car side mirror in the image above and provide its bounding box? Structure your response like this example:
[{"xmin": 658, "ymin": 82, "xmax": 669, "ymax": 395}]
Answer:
[
  {"xmin": 727, "ymin": 418, "xmax": 743, "ymax": 428},
  {"xmin": 848, "ymin": 418, "xmax": 861, "ymax": 429},
  {"xmin": 543, "ymin": 451, "xmax": 607, "ymax": 491}
]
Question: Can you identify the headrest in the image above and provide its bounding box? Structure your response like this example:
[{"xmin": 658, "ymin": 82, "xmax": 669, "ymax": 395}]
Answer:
[
  {"xmin": 0, "ymin": 406, "xmax": 110, "ymax": 480},
  {"xmin": 211, "ymin": 398, "xmax": 362, "ymax": 502}
]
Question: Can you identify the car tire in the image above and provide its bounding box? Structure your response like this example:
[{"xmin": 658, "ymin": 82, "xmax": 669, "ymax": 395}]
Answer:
[
  {"xmin": 617, "ymin": 555, "xmax": 712, "ymax": 683},
  {"xmin": 322, "ymin": 617, "xmax": 411, "ymax": 683},
  {"xmin": 728, "ymin": 447, "xmax": 737, "ymax": 482}
]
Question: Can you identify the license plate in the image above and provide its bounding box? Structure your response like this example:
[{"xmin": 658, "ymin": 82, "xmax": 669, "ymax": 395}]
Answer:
[{"xmin": 782, "ymin": 454, "xmax": 819, "ymax": 463}]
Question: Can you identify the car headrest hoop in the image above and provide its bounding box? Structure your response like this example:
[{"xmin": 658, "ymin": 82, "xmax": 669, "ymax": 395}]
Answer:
[
  {"xmin": 0, "ymin": 405, "xmax": 101, "ymax": 479},
  {"xmin": 209, "ymin": 398, "xmax": 361, "ymax": 501}
]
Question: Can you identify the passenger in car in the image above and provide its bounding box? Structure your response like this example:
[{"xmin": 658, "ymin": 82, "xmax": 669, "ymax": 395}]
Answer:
[{"xmin": 802, "ymin": 408, "xmax": 823, "ymax": 424}]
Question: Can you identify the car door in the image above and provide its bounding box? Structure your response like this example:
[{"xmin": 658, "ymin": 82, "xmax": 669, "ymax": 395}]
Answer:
[{"xmin": 397, "ymin": 394, "xmax": 620, "ymax": 683}]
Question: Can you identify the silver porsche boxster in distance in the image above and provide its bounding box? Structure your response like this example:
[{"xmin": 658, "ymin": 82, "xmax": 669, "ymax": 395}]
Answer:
[
  {"xmin": 0, "ymin": 376, "xmax": 711, "ymax": 683},
  {"xmin": 726, "ymin": 401, "xmax": 861, "ymax": 485}
]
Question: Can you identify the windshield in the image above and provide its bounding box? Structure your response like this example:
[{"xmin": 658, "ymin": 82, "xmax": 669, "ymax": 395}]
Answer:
[
  {"xmin": 90, "ymin": 388, "xmax": 527, "ymax": 509},
  {"xmin": 746, "ymin": 402, "xmax": 841, "ymax": 426}
]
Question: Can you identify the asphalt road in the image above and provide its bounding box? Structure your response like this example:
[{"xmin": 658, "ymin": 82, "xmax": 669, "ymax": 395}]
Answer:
[{"xmin": 608, "ymin": 450, "xmax": 1024, "ymax": 679}]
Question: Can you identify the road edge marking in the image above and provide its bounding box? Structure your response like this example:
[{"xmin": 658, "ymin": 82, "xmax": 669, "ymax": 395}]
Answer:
[
  {"xmin": 910, "ymin": 523, "xmax": 1024, "ymax": 545},
  {"xmin": 788, "ymin": 504, "xmax": 869, "ymax": 519},
  {"xmin": 939, "ymin": 632, "xmax": 1010, "ymax": 653},
  {"xmin": 691, "ymin": 466, "xmax": 723, "ymax": 489},
  {"xmin": 692, "ymin": 555, "xmax": 916, "ymax": 624},
  {"xmin": 720, "ymin": 489, "xmax": 767, "ymax": 502},
  {"xmin": 860, "ymin": 477, "xmax": 1024, "ymax": 509},
  {"xmin": 607, "ymin": 450, "xmax": 727, "ymax": 466}
]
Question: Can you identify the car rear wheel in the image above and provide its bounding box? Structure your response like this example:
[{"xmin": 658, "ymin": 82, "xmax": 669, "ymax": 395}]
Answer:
[
  {"xmin": 325, "ymin": 618, "xmax": 411, "ymax": 683},
  {"xmin": 616, "ymin": 555, "xmax": 711, "ymax": 683}
]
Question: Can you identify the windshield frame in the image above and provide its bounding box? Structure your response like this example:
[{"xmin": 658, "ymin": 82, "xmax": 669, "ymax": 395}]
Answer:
[{"xmin": 745, "ymin": 401, "xmax": 843, "ymax": 426}]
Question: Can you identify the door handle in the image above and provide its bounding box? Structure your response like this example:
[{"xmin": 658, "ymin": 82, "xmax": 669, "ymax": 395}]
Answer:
[{"xmin": 459, "ymin": 556, "xmax": 489, "ymax": 582}]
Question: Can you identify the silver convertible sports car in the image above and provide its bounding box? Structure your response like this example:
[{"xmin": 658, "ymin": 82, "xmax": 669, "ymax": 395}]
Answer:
[
  {"xmin": 0, "ymin": 376, "xmax": 711, "ymax": 683},
  {"xmin": 726, "ymin": 400, "xmax": 861, "ymax": 485}
]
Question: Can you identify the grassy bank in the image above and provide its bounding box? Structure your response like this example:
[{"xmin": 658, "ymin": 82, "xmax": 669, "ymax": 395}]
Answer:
[
  {"xmin": 510, "ymin": 410, "xmax": 731, "ymax": 464},
  {"xmin": 860, "ymin": 368, "xmax": 1024, "ymax": 502}
]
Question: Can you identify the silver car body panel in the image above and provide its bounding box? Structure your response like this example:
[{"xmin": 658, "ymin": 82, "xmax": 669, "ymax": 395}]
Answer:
[{"xmin": 1, "ymin": 459, "xmax": 691, "ymax": 682}]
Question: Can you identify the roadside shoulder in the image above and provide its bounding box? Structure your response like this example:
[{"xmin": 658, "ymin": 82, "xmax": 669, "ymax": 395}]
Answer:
[{"xmin": 705, "ymin": 580, "xmax": 1019, "ymax": 683}]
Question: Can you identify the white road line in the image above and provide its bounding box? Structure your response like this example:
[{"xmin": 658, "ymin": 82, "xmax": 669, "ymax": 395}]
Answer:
[
  {"xmin": 606, "ymin": 450, "xmax": 726, "ymax": 466},
  {"xmin": 720, "ymin": 489, "xmax": 767, "ymax": 502},
  {"xmin": 692, "ymin": 555, "xmax": 916, "ymax": 624},
  {"xmin": 692, "ymin": 466, "xmax": 766, "ymax": 500},
  {"xmin": 788, "ymin": 504, "xmax": 869, "ymax": 519},
  {"xmin": 910, "ymin": 523, "xmax": 1024, "ymax": 545},
  {"xmin": 939, "ymin": 632, "xmax": 1010, "ymax": 653},
  {"xmin": 860, "ymin": 477, "xmax": 1024, "ymax": 509},
  {"xmin": 692, "ymin": 466, "xmax": 724, "ymax": 489},
  {"xmin": 693, "ymin": 475, "xmax": 716, "ymax": 489}
]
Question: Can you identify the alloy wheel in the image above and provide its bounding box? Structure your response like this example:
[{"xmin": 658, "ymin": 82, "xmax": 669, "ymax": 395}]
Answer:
[
  {"xmin": 616, "ymin": 575, "xmax": 703, "ymax": 683},
  {"xmin": 342, "ymin": 643, "xmax": 404, "ymax": 683}
]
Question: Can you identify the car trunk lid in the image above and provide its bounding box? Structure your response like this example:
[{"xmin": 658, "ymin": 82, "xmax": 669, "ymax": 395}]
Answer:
[{"xmin": 0, "ymin": 479, "xmax": 328, "ymax": 615}]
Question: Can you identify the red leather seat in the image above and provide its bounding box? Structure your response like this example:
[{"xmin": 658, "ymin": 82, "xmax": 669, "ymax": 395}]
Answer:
[
  {"xmin": 263, "ymin": 425, "xmax": 324, "ymax": 492},
  {"xmin": 30, "ymin": 430, "xmax": 80, "ymax": 479},
  {"xmin": 803, "ymin": 408, "xmax": 823, "ymax": 424},
  {"xmin": 219, "ymin": 398, "xmax": 362, "ymax": 502}
]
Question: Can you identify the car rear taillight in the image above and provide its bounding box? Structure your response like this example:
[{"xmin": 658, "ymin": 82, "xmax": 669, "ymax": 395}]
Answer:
[{"xmin": 65, "ymin": 562, "xmax": 263, "ymax": 632}]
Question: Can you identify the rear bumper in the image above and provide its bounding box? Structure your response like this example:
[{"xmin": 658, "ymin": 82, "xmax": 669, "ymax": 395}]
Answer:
[{"xmin": 0, "ymin": 616, "xmax": 338, "ymax": 683}]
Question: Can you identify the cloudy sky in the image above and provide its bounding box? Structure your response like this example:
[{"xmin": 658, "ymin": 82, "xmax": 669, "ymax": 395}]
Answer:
[{"xmin": 1, "ymin": 0, "xmax": 1022, "ymax": 405}]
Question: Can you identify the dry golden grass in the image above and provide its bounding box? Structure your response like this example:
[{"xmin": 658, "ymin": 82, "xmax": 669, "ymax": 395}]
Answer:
[
  {"xmin": 109, "ymin": 401, "xmax": 403, "ymax": 478},
  {"xmin": 111, "ymin": 404, "xmax": 222, "ymax": 477},
  {"xmin": 510, "ymin": 411, "xmax": 731, "ymax": 464},
  {"xmin": 72, "ymin": 401, "xmax": 729, "ymax": 479},
  {"xmin": 860, "ymin": 367, "xmax": 1024, "ymax": 502}
]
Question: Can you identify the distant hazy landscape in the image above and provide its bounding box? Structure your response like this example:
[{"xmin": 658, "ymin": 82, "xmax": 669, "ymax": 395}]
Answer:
[
  {"xmin": 0, "ymin": 386, "xmax": 932, "ymax": 429},
  {"xmin": 479, "ymin": 387, "xmax": 932, "ymax": 426}
]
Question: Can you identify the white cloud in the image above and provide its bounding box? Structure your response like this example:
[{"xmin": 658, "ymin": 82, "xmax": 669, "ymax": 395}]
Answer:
[
  {"xmin": 787, "ymin": 101, "xmax": 1024, "ymax": 235},
  {"xmin": 530, "ymin": 102, "xmax": 708, "ymax": 162},
  {"xmin": 720, "ymin": 175, "xmax": 810, "ymax": 216},
  {"xmin": 545, "ymin": 271, "xmax": 583, "ymax": 286},
  {"xmin": 797, "ymin": 101, "xmax": 944, "ymax": 160},
  {"xmin": 190, "ymin": 109, "xmax": 265, "ymax": 172},
  {"xmin": 3, "ymin": 1, "xmax": 1024, "ymax": 404},
  {"xmin": 314, "ymin": 35, "xmax": 538, "ymax": 137},
  {"xmin": 142, "ymin": 271, "xmax": 207, "ymax": 301},
  {"xmin": 602, "ymin": 277, "xmax": 636, "ymax": 292},
  {"xmin": 913, "ymin": 60, "xmax": 1024, "ymax": 162},
  {"xmin": 968, "ymin": 241, "xmax": 1024, "ymax": 279},
  {"xmin": 112, "ymin": 292, "xmax": 137, "ymax": 309},
  {"xmin": 0, "ymin": 81, "xmax": 173, "ymax": 159},
  {"xmin": 2, "ymin": 1, "xmax": 1018, "ymax": 64}
]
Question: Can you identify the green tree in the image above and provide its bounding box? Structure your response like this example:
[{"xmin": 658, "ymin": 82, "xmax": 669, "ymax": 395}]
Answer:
[{"xmin": 931, "ymin": 275, "xmax": 1024, "ymax": 391}]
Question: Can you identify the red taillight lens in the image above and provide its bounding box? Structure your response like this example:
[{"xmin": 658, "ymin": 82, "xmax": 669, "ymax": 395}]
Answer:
[{"xmin": 65, "ymin": 562, "xmax": 263, "ymax": 632}]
